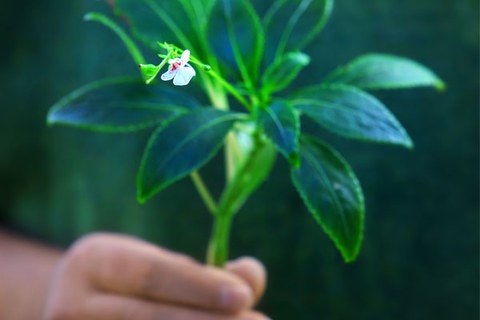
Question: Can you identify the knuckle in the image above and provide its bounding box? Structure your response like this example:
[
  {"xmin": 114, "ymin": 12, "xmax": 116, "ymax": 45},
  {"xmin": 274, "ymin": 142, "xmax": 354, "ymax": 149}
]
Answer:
[
  {"xmin": 65, "ymin": 233, "xmax": 111, "ymax": 263},
  {"xmin": 58, "ymin": 233, "xmax": 116, "ymax": 280},
  {"xmin": 74, "ymin": 232, "xmax": 111, "ymax": 250},
  {"xmin": 136, "ymin": 256, "xmax": 162, "ymax": 294}
]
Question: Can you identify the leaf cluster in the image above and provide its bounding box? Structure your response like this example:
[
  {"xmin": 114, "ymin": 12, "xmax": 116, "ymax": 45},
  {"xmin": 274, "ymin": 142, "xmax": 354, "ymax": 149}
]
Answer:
[{"xmin": 48, "ymin": 0, "xmax": 444, "ymax": 262}]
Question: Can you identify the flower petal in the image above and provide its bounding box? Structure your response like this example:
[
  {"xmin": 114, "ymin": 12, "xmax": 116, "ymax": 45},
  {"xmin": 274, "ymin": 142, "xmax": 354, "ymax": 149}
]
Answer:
[
  {"xmin": 173, "ymin": 65, "xmax": 195, "ymax": 86},
  {"xmin": 161, "ymin": 67, "xmax": 177, "ymax": 81},
  {"xmin": 180, "ymin": 50, "xmax": 190, "ymax": 64},
  {"xmin": 185, "ymin": 64, "xmax": 196, "ymax": 76}
]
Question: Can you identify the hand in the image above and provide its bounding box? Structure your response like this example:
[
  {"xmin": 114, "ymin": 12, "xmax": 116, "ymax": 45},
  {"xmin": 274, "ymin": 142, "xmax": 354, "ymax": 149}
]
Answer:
[{"xmin": 43, "ymin": 233, "xmax": 269, "ymax": 320}]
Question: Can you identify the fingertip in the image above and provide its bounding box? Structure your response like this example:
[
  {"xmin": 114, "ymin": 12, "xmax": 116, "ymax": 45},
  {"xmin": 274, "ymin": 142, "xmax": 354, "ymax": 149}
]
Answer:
[
  {"xmin": 227, "ymin": 256, "xmax": 265, "ymax": 267},
  {"xmin": 226, "ymin": 257, "xmax": 267, "ymax": 304},
  {"xmin": 219, "ymin": 282, "xmax": 254, "ymax": 312},
  {"xmin": 242, "ymin": 310, "xmax": 273, "ymax": 320}
]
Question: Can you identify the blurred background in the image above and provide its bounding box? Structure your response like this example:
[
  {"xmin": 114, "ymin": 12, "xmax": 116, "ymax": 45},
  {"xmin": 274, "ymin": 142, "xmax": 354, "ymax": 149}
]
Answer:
[{"xmin": 0, "ymin": 0, "xmax": 478, "ymax": 319}]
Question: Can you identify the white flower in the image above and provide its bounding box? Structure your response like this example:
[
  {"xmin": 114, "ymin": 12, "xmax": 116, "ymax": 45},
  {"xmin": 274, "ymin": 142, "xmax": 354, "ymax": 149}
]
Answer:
[{"xmin": 161, "ymin": 50, "xmax": 196, "ymax": 86}]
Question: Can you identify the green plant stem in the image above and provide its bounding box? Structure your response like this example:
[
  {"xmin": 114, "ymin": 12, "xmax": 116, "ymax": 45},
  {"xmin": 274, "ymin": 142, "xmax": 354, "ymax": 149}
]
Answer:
[
  {"xmin": 203, "ymin": 65, "xmax": 259, "ymax": 267},
  {"xmin": 207, "ymin": 209, "xmax": 233, "ymax": 267},
  {"xmin": 225, "ymin": 132, "xmax": 240, "ymax": 182},
  {"xmin": 190, "ymin": 171, "xmax": 217, "ymax": 215},
  {"xmin": 203, "ymin": 74, "xmax": 234, "ymax": 267},
  {"xmin": 206, "ymin": 134, "xmax": 275, "ymax": 267},
  {"xmin": 204, "ymin": 77, "xmax": 228, "ymax": 110},
  {"xmin": 207, "ymin": 70, "xmax": 251, "ymax": 110}
]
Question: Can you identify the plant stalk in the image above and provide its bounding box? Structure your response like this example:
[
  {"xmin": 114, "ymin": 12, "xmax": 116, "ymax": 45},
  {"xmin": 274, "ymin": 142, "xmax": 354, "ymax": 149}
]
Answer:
[
  {"xmin": 203, "ymin": 65, "xmax": 258, "ymax": 267},
  {"xmin": 190, "ymin": 171, "xmax": 217, "ymax": 216},
  {"xmin": 206, "ymin": 209, "xmax": 234, "ymax": 267}
]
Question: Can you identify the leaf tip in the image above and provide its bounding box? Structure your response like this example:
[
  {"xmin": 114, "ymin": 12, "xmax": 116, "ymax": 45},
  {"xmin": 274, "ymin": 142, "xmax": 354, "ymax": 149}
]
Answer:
[
  {"xmin": 339, "ymin": 236, "xmax": 363, "ymax": 263},
  {"xmin": 136, "ymin": 187, "xmax": 148, "ymax": 205},
  {"xmin": 288, "ymin": 152, "xmax": 300, "ymax": 168},
  {"xmin": 435, "ymin": 79, "xmax": 447, "ymax": 92},
  {"xmin": 336, "ymin": 225, "xmax": 363, "ymax": 263},
  {"xmin": 83, "ymin": 12, "xmax": 95, "ymax": 22},
  {"xmin": 46, "ymin": 112, "xmax": 57, "ymax": 126},
  {"xmin": 402, "ymin": 136, "xmax": 414, "ymax": 150},
  {"xmin": 342, "ymin": 251, "xmax": 359, "ymax": 263},
  {"xmin": 395, "ymin": 129, "xmax": 414, "ymax": 150},
  {"xmin": 295, "ymin": 52, "xmax": 311, "ymax": 66},
  {"xmin": 136, "ymin": 170, "xmax": 154, "ymax": 205}
]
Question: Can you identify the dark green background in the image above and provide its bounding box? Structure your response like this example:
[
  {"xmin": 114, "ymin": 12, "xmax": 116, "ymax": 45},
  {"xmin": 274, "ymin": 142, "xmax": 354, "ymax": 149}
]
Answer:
[{"xmin": 0, "ymin": 1, "xmax": 478, "ymax": 319}]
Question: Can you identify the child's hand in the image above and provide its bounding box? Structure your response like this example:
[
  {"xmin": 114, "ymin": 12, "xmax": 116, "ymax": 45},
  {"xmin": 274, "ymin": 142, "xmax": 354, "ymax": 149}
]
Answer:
[{"xmin": 43, "ymin": 233, "xmax": 269, "ymax": 320}]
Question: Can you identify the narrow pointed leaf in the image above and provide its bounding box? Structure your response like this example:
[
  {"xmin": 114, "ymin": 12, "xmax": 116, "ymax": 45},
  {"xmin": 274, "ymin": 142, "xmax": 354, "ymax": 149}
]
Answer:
[
  {"xmin": 84, "ymin": 12, "xmax": 145, "ymax": 66},
  {"xmin": 182, "ymin": 0, "xmax": 217, "ymax": 28},
  {"xmin": 113, "ymin": 0, "xmax": 199, "ymax": 52},
  {"xmin": 208, "ymin": 0, "xmax": 264, "ymax": 81},
  {"xmin": 324, "ymin": 53, "xmax": 445, "ymax": 91},
  {"xmin": 292, "ymin": 85, "xmax": 413, "ymax": 148},
  {"xmin": 291, "ymin": 135, "xmax": 364, "ymax": 262},
  {"xmin": 264, "ymin": 0, "xmax": 333, "ymax": 59},
  {"xmin": 137, "ymin": 109, "xmax": 244, "ymax": 203},
  {"xmin": 47, "ymin": 77, "xmax": 199, "ymax": 132},
  {"xmin": 262, "ymin": 51, "xmax": 310, "ymax": 94},
  {"xmin": 201, "ymin": 0, "xmax": 218, "ymax": 17},
  {"xmin": 258, "ymin": 100, "xmax": 300, "ymax": 166}
]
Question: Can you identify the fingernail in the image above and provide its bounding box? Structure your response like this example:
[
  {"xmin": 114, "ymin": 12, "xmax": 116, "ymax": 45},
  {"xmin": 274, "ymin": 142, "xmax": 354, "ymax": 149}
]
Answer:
[{"xmin": 220, "ymin": 285, "xmax": 253, "ymax": 310}]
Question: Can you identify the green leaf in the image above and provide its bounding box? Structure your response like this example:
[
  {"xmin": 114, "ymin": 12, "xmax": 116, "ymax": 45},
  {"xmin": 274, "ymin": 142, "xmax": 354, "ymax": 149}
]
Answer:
[
  {"xmin": 262, "ymin": 51, "xmax": 310, "ymax": 94},
  {"xmin": 324, "ymin": 53, "xmax": 446, "ymax": 91},
  {"xmin": 258, "ymin": 99, "xmax": 300, "ymax": 166},
  {"xmin": 137, "ymin": 109, "xmax": 244, "ymax": 203},
  {"xmin": 209, "ymin": 0, "xmax": 265, "ymax": 83},
  {"xmin": 113, "ymin": 0, "xmax": 198, "ymax": 53},
  {"xmin": 47, "ymin": 77, "xmax": 199, "ymax": 132},
  {"xmin": 84, "ymin": 12, "xmax": 145, "ymax": 66},
  {"xmin": 291, "ymin": 135, "xmax": 364, "ymax": 262},
  {"xmin": 218, "ymin": 131, "xmax": 277, "ymax": 216},
  {"xmin": 264, "ymin": 0, "xmax": 334, "ymax": 59},
  {"xmin": 292, "ymin": 85, "xmax": 413, "ymax": 148},
  {"xmin": 179, "ymin": 0, "xmax": 217, "ymax": 29}
]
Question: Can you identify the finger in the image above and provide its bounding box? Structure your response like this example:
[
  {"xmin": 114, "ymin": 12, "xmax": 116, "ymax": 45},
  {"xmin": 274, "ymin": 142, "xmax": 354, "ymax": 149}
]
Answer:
[
  {"xmin": 226, "ymin": 257, "xmax": 267, "ymax": 304},
  {"xmin": 80, "ymin": 234, "xmax": 254, "ymax": 313},
  {"xmin": 84, "ymin": 293, "xmax": 271, "ymax": 320}
]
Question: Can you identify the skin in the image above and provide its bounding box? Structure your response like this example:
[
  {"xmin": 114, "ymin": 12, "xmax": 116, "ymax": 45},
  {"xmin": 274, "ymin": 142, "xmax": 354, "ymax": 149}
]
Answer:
[{"xmin": 0, "ymin": 230, "xmax": 269, "ymax": 320}]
